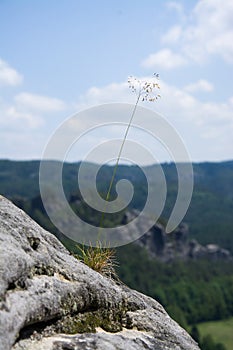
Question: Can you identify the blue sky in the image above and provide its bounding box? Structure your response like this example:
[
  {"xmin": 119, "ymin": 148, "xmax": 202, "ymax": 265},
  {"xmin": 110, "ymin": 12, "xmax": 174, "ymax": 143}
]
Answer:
[{"xmin": 0, "ymin": 0, "xmax": 233, "ymax": 163}]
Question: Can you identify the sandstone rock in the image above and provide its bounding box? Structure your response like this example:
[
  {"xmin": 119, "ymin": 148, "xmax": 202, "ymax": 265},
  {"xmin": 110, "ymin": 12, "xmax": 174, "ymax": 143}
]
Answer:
[
  {"xmin": 0, "ymin": 196, "xmax": 200, "ymax": 350},
  {"xmin": 136, "ymin": 219, "xmax": 232, "ymax": 262}
]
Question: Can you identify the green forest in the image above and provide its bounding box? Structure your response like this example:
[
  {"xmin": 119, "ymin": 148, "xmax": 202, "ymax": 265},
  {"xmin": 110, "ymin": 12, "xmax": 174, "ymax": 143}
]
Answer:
[
  {"xmin": 1, "ymin": 159, "xmax": 233, "ymax": 252},
  {"xmin": 1, "ymin": 159, "xmax": 233, "ymax": 349}
]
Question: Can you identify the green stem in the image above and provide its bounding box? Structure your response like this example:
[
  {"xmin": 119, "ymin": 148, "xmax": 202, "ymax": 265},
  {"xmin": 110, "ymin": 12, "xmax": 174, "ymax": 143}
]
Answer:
[{"xmin": 98, "ymin": 92, "xmax": 141, "ymax": 238}]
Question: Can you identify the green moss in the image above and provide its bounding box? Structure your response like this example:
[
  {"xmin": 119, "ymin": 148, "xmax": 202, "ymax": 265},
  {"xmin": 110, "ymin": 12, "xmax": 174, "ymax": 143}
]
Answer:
[
  {"xmin": 55, "ymin": 307, "xmax": 127, "ymax": 334},
  {"xmin": 59, "ymin": 313, "xmax": 98, "ymax": 333}
]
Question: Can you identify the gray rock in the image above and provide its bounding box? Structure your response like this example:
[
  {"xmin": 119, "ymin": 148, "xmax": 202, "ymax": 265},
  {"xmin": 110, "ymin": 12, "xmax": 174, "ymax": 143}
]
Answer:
[
  {"xmin": 0, "ymin": 196, "xmax": 200, "ymax": 350},
  {"xmin": 135, "ymin": 219, "xmax": 232, "ymax": 262}
]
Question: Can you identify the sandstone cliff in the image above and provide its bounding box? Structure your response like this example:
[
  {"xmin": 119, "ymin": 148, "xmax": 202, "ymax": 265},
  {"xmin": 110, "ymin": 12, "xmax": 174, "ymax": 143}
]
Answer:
[
  {"xmin": 0, "ymin": 196, "xmax": 200, "ymax": 350},
  {"xmin": 133, "ymin": 216, "xmax": 232, "ymax": 262}
]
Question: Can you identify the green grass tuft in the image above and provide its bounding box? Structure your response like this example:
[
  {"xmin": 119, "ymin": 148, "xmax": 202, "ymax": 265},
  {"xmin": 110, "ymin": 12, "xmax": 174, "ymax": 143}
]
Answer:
[{"xmin": 75, "ymin": 241, "xmax": 118, "ymax": 280}]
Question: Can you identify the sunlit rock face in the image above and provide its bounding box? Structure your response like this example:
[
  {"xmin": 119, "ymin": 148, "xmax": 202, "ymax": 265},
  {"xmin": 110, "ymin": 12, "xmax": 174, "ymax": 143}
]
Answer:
[{"xmin": 0, "ymin": 196, "xmax": 200, "ymax": 350}]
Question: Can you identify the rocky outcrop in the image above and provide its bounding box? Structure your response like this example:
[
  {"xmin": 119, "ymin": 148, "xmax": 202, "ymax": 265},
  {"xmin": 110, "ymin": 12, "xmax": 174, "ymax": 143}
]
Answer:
[
  {"xmin": 0, "ymin": 196, "xmax": 200, "ymax": 350},
  {"xmin": 136, "ymin": 220, "xmax": 232, "ymax": 262}
]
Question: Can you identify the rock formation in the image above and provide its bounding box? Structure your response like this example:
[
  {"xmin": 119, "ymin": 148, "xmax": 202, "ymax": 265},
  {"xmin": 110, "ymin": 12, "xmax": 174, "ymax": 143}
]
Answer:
[
  {"xmin": 136, "ymin": 220, "xmax": 232, "ymax": 262},
  {"xmin": 11, "ymin": 194, "xmax": 232, "ymax": 263},
  {"xmin": 0, "ymin": 196, "xmax": 200, "ymax": 350}
]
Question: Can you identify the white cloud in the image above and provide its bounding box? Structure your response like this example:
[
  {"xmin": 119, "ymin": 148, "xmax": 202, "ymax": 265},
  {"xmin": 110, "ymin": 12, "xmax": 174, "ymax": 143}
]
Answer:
[
  {"xmin": 162, "ymin": 25, "xmax": 182, "ymax": 44},
  {"xmin": 1, "ymin": 74, "xmax": 232, "ymax": 162},
  {"xmin": 143, "ymin": 0, "xmax": 233, "ymax": 74},
  {"xmin": 141, "ymin": 49, "xmax": 187, "ymax": 70},
  {"xmin": 76, "ymin": 77, "xmax": 232, "ymax": 129},
  {"xmin": 76, "ymin": 81, "xmax": 133, "ymax": 111},
  {"xmin": 0, "ymin": 103, "xmax": 43, "ymax": 130},
  {"xmin": 184, "ymin": 0, "xmax": 233, "ymax": 63},
  {"xmin": 73, "ymin": 78, "xmax": 233, "ymax": 162},
  {"xmin": 76, "ymin": 77, "xmax": 233, "ymax": 134},
  {"xmin": 162, "ymin": 0, "xmax": 233, "ymax": 64},
  {"xmin": 0, "ymin": 90, "xmax": 69, "ymax": 159},
  {"xmin": 166, "ymin": 1, "xmax": 183, "ymax": 14},
  {"xmin": 157, "ymin": 80, "xmax": 233, "ymax": 160},
  {"xmin": 166, "ymin": 1, "xmax": 186, "ymax": 20},
  {"xmin": 229, "ymin": 96, "xmax": 233, "ymax": 105},
  {"xmin": 0, "ymin": 91, "xmax": 69, "ymax": 159},
  {"xmin": 184, "ymin": 79, "xmax": 214, "ymax": 93},
  {"xmin": 15, "ymin": 92, "xmax": 66, "ymax": 112},
  {"xmin": 0, "ymin": 59, "xmax": 23, "ymax": 86},
  {"xmin": 7, "ymin": 106, "xmax": 43, "ymax": 129},
  {"xmin": 0, "ymin": 92, "xmax": 67, "ymax": 134},
  {"xmin": 158, "ymin": 80, "xmax": 233, "ymax": 131}
]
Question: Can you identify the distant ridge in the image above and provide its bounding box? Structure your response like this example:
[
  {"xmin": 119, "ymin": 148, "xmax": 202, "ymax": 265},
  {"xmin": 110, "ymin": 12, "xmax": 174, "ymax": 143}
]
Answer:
[{"xmin": 1, "ymin": 159, "xmax": 233, "ymax": 253}]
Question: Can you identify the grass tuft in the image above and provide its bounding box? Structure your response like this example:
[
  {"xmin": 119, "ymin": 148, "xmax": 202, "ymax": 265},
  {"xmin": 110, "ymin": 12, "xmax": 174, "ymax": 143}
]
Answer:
[{"xmin": 75, "ymin": 241, "xmax": 118, "ymax": 280}]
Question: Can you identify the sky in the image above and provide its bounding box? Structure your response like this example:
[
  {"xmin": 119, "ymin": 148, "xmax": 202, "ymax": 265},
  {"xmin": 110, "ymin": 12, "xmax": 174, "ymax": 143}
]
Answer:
[{"xmin": 0, "ymin": 0, "xmax": 233, "ymax": 164}]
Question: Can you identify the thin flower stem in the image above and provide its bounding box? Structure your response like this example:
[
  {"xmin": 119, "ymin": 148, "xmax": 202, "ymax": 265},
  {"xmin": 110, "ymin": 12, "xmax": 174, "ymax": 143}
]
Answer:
[
  {"xmin": 97, "ymin": 74, "xmax": 160, "ymax": 241},
  {"xmin": 98, "ymin": 92, "xmax": 141, "ymax": 237}
]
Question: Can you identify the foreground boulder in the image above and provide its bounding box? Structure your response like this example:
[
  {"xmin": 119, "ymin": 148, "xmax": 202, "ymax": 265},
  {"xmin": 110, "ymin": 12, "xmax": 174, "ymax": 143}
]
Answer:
[{"xmin": 0, "ymin": 196, "xmax": 200, "ymax": 350}]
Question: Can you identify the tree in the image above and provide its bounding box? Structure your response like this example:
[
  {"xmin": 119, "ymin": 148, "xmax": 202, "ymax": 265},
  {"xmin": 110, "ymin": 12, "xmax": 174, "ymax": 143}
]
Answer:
[{"xmin": 190, "ymin": 325, "xmax": 200, "ymax": 344}]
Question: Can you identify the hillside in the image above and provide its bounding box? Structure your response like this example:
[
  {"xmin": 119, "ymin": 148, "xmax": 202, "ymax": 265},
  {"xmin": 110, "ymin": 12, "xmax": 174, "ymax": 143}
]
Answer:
[{"xmin": 0, "ymin": 159, "xmax": 233, "ymax": 252}]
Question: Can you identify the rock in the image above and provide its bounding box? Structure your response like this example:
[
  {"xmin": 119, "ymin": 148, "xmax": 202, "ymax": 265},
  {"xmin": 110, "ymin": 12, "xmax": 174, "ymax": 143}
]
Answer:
[
  {"xmin": 136, "ymin": 220, "xmax": 232, "ymax": 262},
  {"xmin": 0, "ymin": 196, "xmax": 200, "ymax": 350},
  {"xmin": 189, "ymin": 241, "xmax": 231, "ymax": 260}
]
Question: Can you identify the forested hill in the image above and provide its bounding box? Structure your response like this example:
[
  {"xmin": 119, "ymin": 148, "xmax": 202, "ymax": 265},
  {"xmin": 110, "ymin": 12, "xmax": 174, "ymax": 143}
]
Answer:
[{"xmin": 0, "ymin": 159, "xmax": 233, "ymax": 252}]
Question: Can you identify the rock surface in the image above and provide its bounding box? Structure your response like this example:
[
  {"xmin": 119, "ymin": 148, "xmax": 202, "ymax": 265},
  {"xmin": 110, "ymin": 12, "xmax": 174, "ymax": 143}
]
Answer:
[
  {"xmin": 135, "ymin": 218, "xmax": 232, "ymax": 262},
  {"xmin": 0, "ymin": 196, "xmax": 200, "ymax": 350}
]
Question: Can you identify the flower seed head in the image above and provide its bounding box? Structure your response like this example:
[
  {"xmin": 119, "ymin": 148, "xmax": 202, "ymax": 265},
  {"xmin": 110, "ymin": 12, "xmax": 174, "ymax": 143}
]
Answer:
[{"xmin": 128, "ymin": 74, "xmax": 161, "ymax": 102}]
